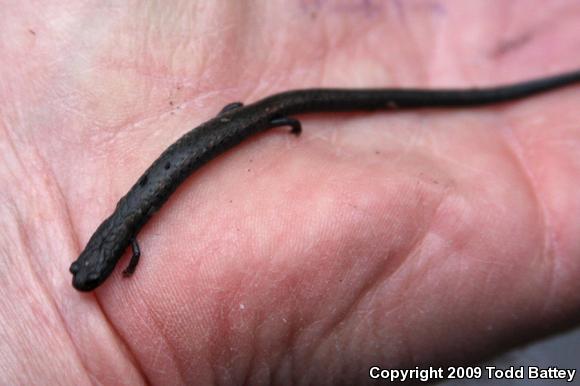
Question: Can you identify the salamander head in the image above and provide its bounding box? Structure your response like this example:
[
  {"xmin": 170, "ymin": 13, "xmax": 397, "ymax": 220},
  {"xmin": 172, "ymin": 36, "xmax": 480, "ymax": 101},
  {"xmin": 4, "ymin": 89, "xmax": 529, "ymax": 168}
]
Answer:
[
  {"xmin": 69, "ymin": 260, "xmax": 105, "ymax": 291},
  {"xmin": 69, "ymin": 247, "xmax": 114, "ymax": 292}
]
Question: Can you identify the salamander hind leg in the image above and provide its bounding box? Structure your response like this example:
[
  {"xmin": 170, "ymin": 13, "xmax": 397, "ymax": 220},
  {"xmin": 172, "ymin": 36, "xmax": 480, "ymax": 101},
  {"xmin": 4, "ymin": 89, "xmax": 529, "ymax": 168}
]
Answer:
[
  {"xmin": 269, "ymin": 117, "xmax": 302, "ymax": 136},
  {"xmin": 122, "ymin": 237, "xmax": 141, "ymax": 277},
  {"xmin": 218, "ymin": 102, "xmax": 244, "ymax": 116}
]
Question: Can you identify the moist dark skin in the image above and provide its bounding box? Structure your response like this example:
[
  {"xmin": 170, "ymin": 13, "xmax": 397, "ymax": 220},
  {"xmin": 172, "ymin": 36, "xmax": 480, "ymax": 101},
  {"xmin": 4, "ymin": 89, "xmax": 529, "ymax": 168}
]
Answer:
[{"xmin": 69, "ymin": 69, "xmax": 580, "ymax": 291}]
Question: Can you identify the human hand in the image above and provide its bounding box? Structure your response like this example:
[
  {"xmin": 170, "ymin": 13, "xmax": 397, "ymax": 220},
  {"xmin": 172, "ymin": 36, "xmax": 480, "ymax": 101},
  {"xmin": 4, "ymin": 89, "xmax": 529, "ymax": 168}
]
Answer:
[{"xmin": 1, "ymin": 2, "xmax": 579, "ymax": 385}]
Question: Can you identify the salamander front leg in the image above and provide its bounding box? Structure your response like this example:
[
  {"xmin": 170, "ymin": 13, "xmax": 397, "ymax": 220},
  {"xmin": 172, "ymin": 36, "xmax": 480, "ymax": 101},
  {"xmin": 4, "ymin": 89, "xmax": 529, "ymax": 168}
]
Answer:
[
  {"xmin": 122, "ymin": 237, "xmax": 141, "ymax": 277},
  {"xmin": 269, "ymin": 117, "xmax": 302, "ymax": 136},
  {"xmin": 218, "ymin": 102, "xmax": 244, "ymax": 116}
]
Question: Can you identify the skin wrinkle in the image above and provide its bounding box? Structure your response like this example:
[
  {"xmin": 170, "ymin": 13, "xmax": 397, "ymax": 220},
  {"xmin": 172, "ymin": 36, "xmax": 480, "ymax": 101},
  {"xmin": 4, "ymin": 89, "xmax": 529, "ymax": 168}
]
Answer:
[
  {"xmin": 207, "ymin": 287, "xmax": 239, "ymax": 385},
  {"xmin": 194, "ymin": 8, "xmax": 247, "ymax": 88},
  {"xmin": 0, "ymin": 130, "xmax": 32, "ymax": 198},
  {"xmin": 285, "ymin": 306, "xmax": 315, "ymax": 383},
  {"xmin": 140, "ymin": 302, "xmax": 183, "ymax": 385},
  {"xmin": 47, "ymin": 299, "xmax": 94, "ymax": 385},
  {"xmin": 499, "ymin": 115, "xmax": 557, "ymax": 313},
  {"xmin": 196, "ymin": 157, "xmax": 306, "ymax": 382},
  {"xmin": 271, "ymin": 314, "xmax": 298, "ymax": 384},
  {"xmin": 240, "ymin": 37, "xmax": 295, "ymax": 103},
  {"xmin": 254, "ymin": 242, "xmax": 318, "ymax": 380},
  {"xmin": 239, "ymin": 254, "xmax": 304, "ymax": 383},
  {"xmin": 302, "ymin": 179, "xmax": 445, "ymax": 374},
  {"xmin": 147, "ymin": 298, "xmax": 174, "ymax": 374},
  {"xmin": 239, "ymin": 336, "xmax": 256, "ymax": 386},
  {"xmin": 216, "ymin": 296, "xmax": 252, "ymax": 385},
  {"xmin": 88, "ymin": 16, "xmax": 245, "ymax": 149},
  {"xmin": 372, "ymin": 195, "xmax": 452, "ymax": 366},
  {"xmin": 245, "ymin": 303, "xmax": 276, "ymax": 386},
  {"xmin": 84, "ymin": 84, "xmax": 240, "ymax": 177},
  {"xmin": 12, "ymin": 155, "xmax": 76, "ymax": 326},
  {"xmin": 145, "ymin": 310, "xmax": 175, "ymax": 375},
  {"xmin": 93, "ymin": 294, "xmax": 149, "ymax": 386},
  {"xmin": 2, "ymin": 151, "xmax": 60, "ymax": 283},
  {"xmin": 243, "ymin": 329, "xmax": 273, "ymax": 386},
  {"xmin": 310, "ymin": 251, "xmax": 398, "ymax": 364},
  {"xmin": 261, "ymin": 310, "xmax": 293, "ymax": 383},
  {"xmin": 0, "ymin": 194, "xmax": 96, "ymax": 384},
  {"xmin": 0, "ymin": 194, "xmax": 25, "ymax": 281},
  {"xmin": 127, "ymin": 296, "xmax": 168, "ymax": 379},
  {"xmin": 250, "ymin": 247, "xmax": 311, "ymax": 383}
]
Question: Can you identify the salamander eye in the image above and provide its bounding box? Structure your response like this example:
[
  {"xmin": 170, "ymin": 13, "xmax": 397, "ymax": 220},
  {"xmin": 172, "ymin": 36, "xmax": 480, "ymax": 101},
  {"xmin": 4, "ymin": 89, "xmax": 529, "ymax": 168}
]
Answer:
[{"xmin": 69, "ymin": 262, "xmax": 79, "ymax": 274}]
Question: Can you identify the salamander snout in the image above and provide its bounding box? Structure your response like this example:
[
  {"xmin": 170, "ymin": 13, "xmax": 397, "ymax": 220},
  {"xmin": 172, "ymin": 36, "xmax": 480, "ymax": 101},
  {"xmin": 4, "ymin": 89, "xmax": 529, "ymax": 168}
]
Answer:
[
  {"xmin": 71, "ymin": 272, "xmax": 101, "ymax": 292},
  {"xmin": 70, "ymin": 261, "xmax": 102, "ymax": 292}
]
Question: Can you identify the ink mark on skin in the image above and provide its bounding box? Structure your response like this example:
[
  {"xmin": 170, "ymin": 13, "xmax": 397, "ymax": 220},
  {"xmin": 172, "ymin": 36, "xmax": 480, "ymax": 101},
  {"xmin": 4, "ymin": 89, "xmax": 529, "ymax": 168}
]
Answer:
[
  {"xmin": 492, "ymin": 33, "xmax": 533, "ymax": 58},
  {"xmin": 423, "ymin": 1, "xmax": 447, "ymax": 15}
]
